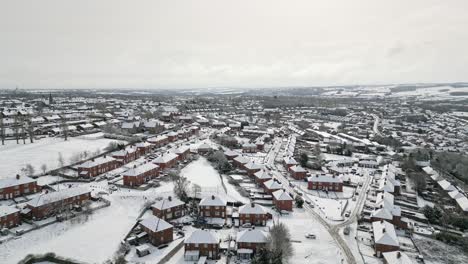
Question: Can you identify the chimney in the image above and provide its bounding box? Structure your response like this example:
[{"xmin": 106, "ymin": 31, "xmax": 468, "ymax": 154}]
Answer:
[
  {"xmin": 168, "ymin": 196, "xmax": 172, "ymax": 201},
  {"xmin": 16, "ymin": 174, "xmax": 20, "ymax": 180},
  {"xmin": 382, "ymin": 228, "xmax": 386, "ymax": 233},
  {"xmin": 134, "ymin": 165, "xmax": 137, "ymax": 169},
  {"xmin": 251, "ymin": 203, "xmax": 255, "ymax": 208},
  {"xmin": 103, "ymin": 155, "xmax": 106, "ymax": 158},
  {"xmin": 397, "ymin": 252, "xmax": 401, "ymax": 258},
  {"xmin": 211, "ymin": 195, "xmax": 215, "ymax": 200}
]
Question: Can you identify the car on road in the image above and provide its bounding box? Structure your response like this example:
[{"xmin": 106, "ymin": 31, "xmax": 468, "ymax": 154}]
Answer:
[
  {"xmin": 241, "ymin": 223, "xmax": 252, "ymax": 228},
  {"xmin": 305, "ymin": 233, "xmax": 316, "ymax": 239}
]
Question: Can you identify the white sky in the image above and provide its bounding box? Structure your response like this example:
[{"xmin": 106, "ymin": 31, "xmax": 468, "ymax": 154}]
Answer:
[{"xmin": 1, "ymin": 0, "xmax": 468, "ymax": 89}]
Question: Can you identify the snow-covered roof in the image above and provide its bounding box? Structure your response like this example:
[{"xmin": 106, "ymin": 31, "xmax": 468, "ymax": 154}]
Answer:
[
  {"xmin": 234, "ymin": 156, "xmax": 250, "ymax": 164},
  {"xmin": 139, "ymin": 215, "xmax": 173, "ymax": 232},
  {"xmin": 307, "ymin": 174, "xmax": 343, "ymax": 183},
  {"xmin": 239, "ymin": 203, "xmax": 267, "ymax": 215},
  {"xmin": 437, "ymin": 180, "xmax": 456, "ymax": 191},
  {"xmin": 382, "ymin": 251, "xmax": 413, "ymax": 264},
  {"xmin": 244, "ymin": 162, "xmax": 264, "ymax": 170},
  {"xmin": 0, "ymin": 205, "xmax": 19, "ymax": 217},
  {"xmin": 123, "ymin": 163, "xmax": 159, "ymax": 177},
  {"xmin": 254, "ymin": 169, "xmax": 272, "ymax": 180},
  {"xmin": 27, "ymin": 187, "xmax": 90, "ymax": 207},
  {"xmin": 136, "ymin": 142, "xmax": 152, "ymax": 148},
  {"xmin": 224, "ymin": 149, "xmax": 240, "ymax": 157},
  {"xmin": 448, "ymin": 190, "xmax": 464, "ymax": 199},
  {"xmin": 283, "ymin": 157, "xmax": 298, "ymax": 165},
  {"xmin": 372, "ymin": 220, "xmax": 399, "ymax": 247},
  {"xmin": 185, "ymin": 229, "xmax": 218, "ymax": 244},
  {"xmin": 263, "ymin": 179, "xmax": 282, "ymax": 190},
  {"xmin": 290, "ymin": 165, "xmax": 307, "ymax": 173},
  {"xmin": 199, "ymin": 195, "xmax": 227, "ymax": 207},
  {"xmin": 272, "ymin": 189, "xmax": 293, "ymax": 201},
  {"xmin": 153, "ymin": 153, "xmax": 178, "ymax": 164},
  {"xmin": 237, "ymin": 229, "xmax": 267, "ymax": 243},
  {"xmin": 456, "ymin": 196, "xmax": 468, "ymax": 212},
  {"xmin": 198, "ymin": 143, "xmax": 212, "ymax": 150},
  {"xmin": 151, "ymin": 197, "xmax": 185, "ymax": 210},
  {"xmin": 0, "ymin": 176, "xmax": 36, "ymax": 189},
  {"xmin": 79, "ymin": 156, "xmax": 116, "ymax": 168}
]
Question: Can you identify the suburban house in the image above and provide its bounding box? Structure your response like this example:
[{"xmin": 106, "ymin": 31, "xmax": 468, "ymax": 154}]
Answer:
[
  {"xmin": 254, "ymin": 169, "xmax": 272, "ymax": 185},
  {"xmin": 0, "ymin": 175, "xmax": 40, "ymax": 200},
  {"xmin": 199, "ymin": 195, "xmax": 227, "ymax": 219},
  {"xmin": 239, "ymin": 203, "xmax": 269, "ymax": 226},
  {"xmin": 233, "ymin": 156, "xmax": 250, "ymax": 169},
  {"xmin": 185, "ymin": 229, "xmax": 220, "ymax": 260},
  {"xmin": 197, "ymin": 143, "xmax": 212, "ymax": 154},
  {"xmin": 283, "ymin": 157, "xmax": 298, "ymax": 169},
  {"xmin": 153, "ymin": 153, "xmax": 179, "ymax": 170},
  {"xmin": 224, "ymin": 149, "xmax": 240, "ymax": 160},
  {"xmin": 244, "ymin": 162, "xmax": 264, "ymax": 177},
  {"xmin": 0, "ymin": 205, "xmax": 20, "ymax": 229},
  {"xmin": 289, "ymin": 165, "xmax": 308, "ymax": 180},
  {"xmin": 372, "ymin": 220, "xmax": 400, "ymax": 256},
  {"xmin": 263, "ymin": 179, "xmax": 282, "ymax": 195},
  {"xmin": 78, "ymin": 156, "xmax": 119, "ymax": 178},
  {"xmin": 382, "ymin": 251, "xmax": 413, "ymax": 264},
  {"xmin": 242, "ymin": 143, "xmax": 257, "ymax": 153},
  {"xmin": 272, "ymin": 189, "xmax": 293, "ymax": 212},
  {"xmin": 147, "ymin": 135, "xmax": 169, "ymax": 147},
  {"xmin": 307, "ymin": 174, "xmax": 344, "ymax": 192},
  {"xmin": 236, "ymin": 229, "xmax": 268, "ymax": 260},
  {"xmin": 139, "ymin": 215, "xmax": 174, "ymax": 246},
  {"xmin": 174, "ymin": 146, "xmax": 190, "ymax": 161},
  {"xmin": 255, "ymin": 141, "xmax": 264, "ymax": 151},
  {"xmin": 152, "ymin": 196, "xmax": 186, "ymax": 221},
  {"xmin": 122, "ymin": 163, "xmax": 159, "ymax": 187},
  {"xmin": 26, "ymin": 187, "xmax": 91, "ymax": 219},
  {"xmin": 111, "ymin": 146, "xmax": 139, "ymax": 164},
  {"xmin": 167, "ymin": 131, "xmax": 178, "ymax": 142},
  {"xmin": 370, "ymin": 192, "xmax": 407, "ymax": 229},
  {"xmin": 136, "ymin": 142, "xmax": 153, "ymax": 155}
]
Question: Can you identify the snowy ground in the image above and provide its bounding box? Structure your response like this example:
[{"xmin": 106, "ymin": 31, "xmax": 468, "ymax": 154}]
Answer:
[
  {"xmin": 0, "ymin": 135, "xmax": 124, "ymax": 178},
  {"xmin": 0, "ymin": 193, "xmax": 147, "ymax": 264},
  {"xmin": 413, "ymin": 234, "xmax": 468, "ymax": 264},
  {"xmin": 180, "ymin": 157, "xmax": 249, "ymax": 204}
]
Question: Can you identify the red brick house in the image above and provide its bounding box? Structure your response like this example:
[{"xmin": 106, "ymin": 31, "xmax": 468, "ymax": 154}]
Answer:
[
  {"xmin": 307, "ymin": 174, "xmax": 343, "ymax": 192},
  {"xmin": 0, "ymin": 175, "xmax": 40, "ymax": 200},
  {"xmin": 255, "ymin": 141, "xmax": 264, "ymax": 151},
  {"xmin": 197, "ymin": 143, "xmax": 212, "ymax": 154},
  {"xmin": 372, "ymin": 220, "xmax": 400, "ymax": 257},
  {"xmin": 262, "ymin": 179, "xmax": 282, "ymax": 195},
  {"xmin": 123, "ymin": 163, "xmax": 159, "ymax": 187},
  {"xmin": 189, "ymin": 126, "xmax": 200, "ymax": 136},
  {"xmin": 254, "ymin": 169, "xmax": 272, "ymax": 185},
  {"xmin": 78, "ymin": 156, "xmax": 119, "ymax": 178},
  {"xmin": 237, "ymin": 229, "xmax": 268, "ymax": 260},
  {"xmin": 0, "ymin": 206, "xmax": 20, "ymax": 229},
  {"xmin": 289, "ymin": 165, "xmax": 308, "ymax": 180},
  {"xmin": 26, "ymin": 187, "xmax": 91, "ymax": 219},
  {"xmin": 272, "ymin": 189, "xmax": 293, "ymax": 212},
  {"xmin": 174, "ymin": 146, "xmax": 190, "ymax": 161},
  {"xmin": 112, "ymin": 146, "xmax": 139, "ymax": 164},
  {"xmin": 371, "ymin": 192, "xmax": 407, "ymax": 229},
  {"xmin": 139, "ymin": 215, "xmax": 174, "ymax": 246},
  {"xmin": 242, "ymin": 143, "xmax": 257, "ymax": 153},
  {"xmin": 147, "ymin": 135, "xmax": 169, "ymax": 147},
  {"xmin": 244, "ymin": 162, "xmax": 264, "ymax": 177},
  {"xmin": 199, "ymin": 195, "xmax": 227, "ymax": 219},
  {"xmin": 239, "ymin": 203, "xmax": 269, "ymax": 226},
  {"xmin": 167, "ymin": 131, "xmax": 178, "ymax": 142},
  {"xmin": 152, "ymin": 196, "xmax": 186, "ymax": 221},
  {"xmin": 136, "ymin": 142, "xmax": 153, "ymax": 155},
  {"xmin": 185, "ymin": 229, "xmax": 220, "ymax": 260},
  {"xmin": 224, "ymin": 149, "xmax": 240, "ymax": 160},
  {"xmin": 233, "ymin": 156, "xmax": 250, "ymax": 169},
  {"xmin": 283, "ymin": 157, "xmax": 298, "ymax": 169},
  {"xmin": 153, "ymin": 152, "xmax": 179, "ymax": 170}
]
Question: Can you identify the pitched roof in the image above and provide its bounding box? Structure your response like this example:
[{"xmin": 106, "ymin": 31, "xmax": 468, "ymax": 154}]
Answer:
[
  {"xmin": 263, "ymin": 179, "xmax": 282, "ymax": 190},
  {"xmin": 272, "ymin": 189, "xmax": 293, "ymax": 201},
  {"xmin": 237, "ymin": 229, "xmax": 268, "ymax": 243},
  {"xmin": 254, "ymin": 169, "xmax": 272, "ymax": 180},
  {"xmin": 185, "ymin": 229, "xmax": 218, "ymax": 244},
  {"xmin": 0, "ymin": 205, "xmax": 19, "ymax": 217},
  {"xmin": 79, "ymin": 156, "xmax": 116, "ymax": 168},
  {"xmin": 372, "ymin": 220, "xmax": 399, "ymax": 247},
  {"xmin": 239, "ymin": 203, "xmax": 267, "ymax": 215},
  {"xmin": 151, "ymin": 197, "xmax": 185, "ymax": 210},
  {"xmin": 123, "ymin": 163, "xmax": 159, "ymax": 177},
  {"xmin": 199, "ymin": 195, "xmax": 227, "ymax": 207},
  {"xmin": 153, "ymin": 153, "xmax": 178, "ymax": 164},
  {"xmin": 0, "ymin": 176, "xmax": 36, "ymax": 189},
  {"xmin": 382, "ymin": 251, "xmax": 413, "ymax": 264},
  {"xmin": 140, "ymin": 215, "xmax": 173, "ymax": 232},
  {"xmin": 308, "ymin": 174, "xmax": 343, "ymax": 183},
  {"xmin": 27, "ymin": 187, "xmax": 90, "ymax": 207}
]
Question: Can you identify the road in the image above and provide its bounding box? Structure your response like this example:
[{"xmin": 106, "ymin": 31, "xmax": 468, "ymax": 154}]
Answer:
[
  {"xmin": 372, "ymin": 114, "xmax": 381, "ymax": 136},
  {"xmin": 268, "ymin": 137, "xmax": 373, "ymax": 264}
]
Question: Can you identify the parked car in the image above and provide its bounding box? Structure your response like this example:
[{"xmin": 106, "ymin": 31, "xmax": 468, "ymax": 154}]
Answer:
[
  {"xmin": 305, "ymin": 233, "xmax": 316, "ymax": 239},
  {"xmin": 241, "ymin": 223, "xmax": 252, "ymax": 228}
]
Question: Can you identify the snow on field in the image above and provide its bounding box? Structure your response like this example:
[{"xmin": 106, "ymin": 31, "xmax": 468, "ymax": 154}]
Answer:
[
  {"xmin": 413, "ymin": 234, "xmax": 468, "ymax": 264},
  {"xmin": 0, "ymin": 193, "xmax": 147, "ymax": 264},
  {"xmin": 0, "ymin": 135, "xmax": 124, "ymax": 178},
  {"xmin": 277, "ymin": 209, "xmax": 344, "ymax": 264},
  {"xmin": 180, "ymin": 157, "xmax": 249, "ymax": 203}
]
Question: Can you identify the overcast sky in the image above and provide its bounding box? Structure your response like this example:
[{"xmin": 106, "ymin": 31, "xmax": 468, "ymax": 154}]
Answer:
[{"xmin": 1, "ymin": 0, "xmax": 468, "ymax": 89}]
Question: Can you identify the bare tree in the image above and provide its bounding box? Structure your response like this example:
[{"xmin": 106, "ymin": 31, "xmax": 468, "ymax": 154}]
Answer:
[
  {"xmin": 24, "ymin": 164, "xmax": 35, "ymax": 176},
  {"xmin": 170, "ymin": 171, "xmax": 190, "ymax": 202},
  {"xmin": 60, "ymin": 116, "xmax": 68, "ymax": 141},
  {"xmin": 267, "ymin": 222, "xmax": 294, "ymax": 263},
  {"xmin": 0, "ymin": 115, "xmax": 5, "ymax": 145},
  {"xmin": 41, "ymin": 164, "xmax": 47, "ymax": 175},
  {"xmin": 27, "ymin": 116, "xmax": 34, "ymax": 143},
  {"xmin": 13, "ymin": 114, "xmax": 20, "ymax": 144},
  {"xmin": 58, "ymin": 152, "xmax": 65, "ymax": 167}
]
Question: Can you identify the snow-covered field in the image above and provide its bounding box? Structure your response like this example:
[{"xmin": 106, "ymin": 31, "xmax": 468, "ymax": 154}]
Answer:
[
  {"xmin": 0, "ymin": 193, "xmax": 147, "ymax": 263},
  {"xmin": 0, "ymin": 135, "xmax": 124, "ymax": 178},
  {"xmin": 180, "ymin": 157, "xmax": 249, "ymax": 203}
]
